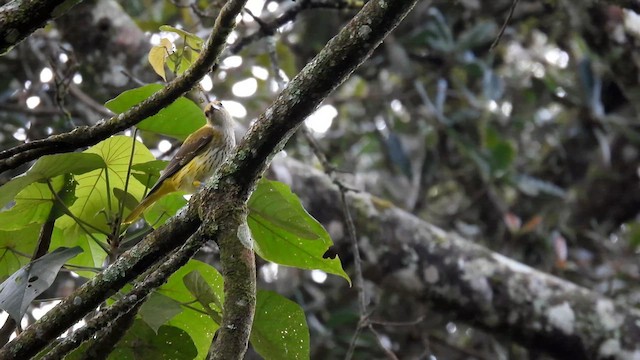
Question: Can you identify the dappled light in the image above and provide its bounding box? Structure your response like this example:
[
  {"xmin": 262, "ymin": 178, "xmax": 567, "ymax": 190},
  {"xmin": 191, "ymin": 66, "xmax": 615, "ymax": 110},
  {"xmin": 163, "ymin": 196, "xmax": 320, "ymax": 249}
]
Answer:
[{"xmin": 0, "ymin": 0, "xmax": 639, "ymax": 359}]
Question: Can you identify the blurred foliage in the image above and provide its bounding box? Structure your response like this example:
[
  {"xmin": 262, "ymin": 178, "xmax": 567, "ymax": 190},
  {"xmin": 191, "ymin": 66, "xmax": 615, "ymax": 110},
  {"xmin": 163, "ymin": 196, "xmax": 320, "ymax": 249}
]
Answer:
[{"xmin": 1, "ymin": 0, "xmax": 640, "ymax": 359}]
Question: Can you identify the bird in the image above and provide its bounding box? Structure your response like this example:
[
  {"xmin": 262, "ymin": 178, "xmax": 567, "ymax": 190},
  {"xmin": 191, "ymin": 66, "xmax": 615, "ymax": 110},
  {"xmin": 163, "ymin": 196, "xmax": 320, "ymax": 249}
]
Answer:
[{"xmin": 123, "ymin": 100, "xmax": 235, "ymax": 224}]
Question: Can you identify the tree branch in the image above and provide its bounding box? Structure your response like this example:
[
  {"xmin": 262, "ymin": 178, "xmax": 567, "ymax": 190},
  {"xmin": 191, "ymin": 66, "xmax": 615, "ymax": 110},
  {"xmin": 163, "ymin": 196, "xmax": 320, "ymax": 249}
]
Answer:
[
  {"xmin": 0, "ymin": 0, "xmax": 84, "ymax": 55},
  {"xmin": 279, "ymin": 158, "xmax": 640, "ymax": 360},
  {"xmin": 0, "ymin": 0, "xmax": 241, "ymax": 174},
  {"xmin": 0, "ymin": 0, "xmax": 420, "ymax": 357},
  {"xmin": 229, "ymin": 0, "xmax": 359, "ymax": 55},
  {"xmin": 207, "ymin": 209, "xmax": 255, "ymax": 360}
]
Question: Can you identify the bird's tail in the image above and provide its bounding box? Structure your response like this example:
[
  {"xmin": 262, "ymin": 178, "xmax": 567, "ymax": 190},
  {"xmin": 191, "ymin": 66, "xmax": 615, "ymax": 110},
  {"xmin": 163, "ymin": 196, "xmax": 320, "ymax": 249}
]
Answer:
[{"xmin": 122, "ymin": 182, "xmax": 172, "ymax": 225}]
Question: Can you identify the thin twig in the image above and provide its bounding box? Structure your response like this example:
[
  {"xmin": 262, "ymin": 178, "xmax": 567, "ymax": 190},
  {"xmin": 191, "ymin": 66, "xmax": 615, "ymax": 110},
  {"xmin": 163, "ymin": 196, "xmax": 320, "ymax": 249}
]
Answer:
[
  {"xmin": 490, "ymin": 0, "xmax": 519, "ymax": 51},
  {"xmin": 368, "ymin": 324, "xmax": 399, "ymax": 360},
  {"xmin": 301, "ymin": 128, "xmax": 388, "ymax": 359},
  {"xmin": 228, "ymin": 0, "xmax": 360, "ymax": 55}
]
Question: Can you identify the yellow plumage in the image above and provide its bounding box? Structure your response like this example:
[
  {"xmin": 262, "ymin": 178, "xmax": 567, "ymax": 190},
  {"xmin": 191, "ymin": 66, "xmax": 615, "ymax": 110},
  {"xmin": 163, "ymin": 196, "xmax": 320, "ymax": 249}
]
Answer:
[{"xmin": 123, "ymin": 101, "xmax": 235, "ymax": 225}]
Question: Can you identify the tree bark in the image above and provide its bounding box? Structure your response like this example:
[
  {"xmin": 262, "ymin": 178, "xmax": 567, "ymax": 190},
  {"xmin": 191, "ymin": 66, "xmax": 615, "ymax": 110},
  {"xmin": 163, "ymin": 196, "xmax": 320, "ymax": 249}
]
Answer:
[
  {"xmin": 0, "ymin": 0, "xmax": 421, "ymax": 357},
  {"xmin": 277, "ymin": 158, "xmax": 640, "ymax": 360},
  {"xmin": 0, "ymin": 0, "xmax": 84, "ymax": 55}
]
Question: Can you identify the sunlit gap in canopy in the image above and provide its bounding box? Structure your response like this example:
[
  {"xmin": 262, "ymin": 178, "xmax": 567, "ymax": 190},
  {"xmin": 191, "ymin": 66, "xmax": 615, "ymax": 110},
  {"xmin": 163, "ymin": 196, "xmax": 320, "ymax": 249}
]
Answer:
[
  {"xmin": 221, "ymin": 100, "xmax": 247, "ymax": 118},
  {"xmin": 305, "ymin": 104, "xmax": 338, "ymax": 135},
  {"xmin": 244, "ymin": 0, "xmax": 267, "ymax": 21},
  {"xmin": 251, "ymin": 66, "xmax": 269, "ymax": 80},
  {"xmin": 158, "ymin": 139, "xmax": 172, "ymax": 153},
  {"xmin": 310, "ymin": 270, "xmax": 327, "ymax": 284},
  {"xmin": 261, "ymin": 263, "xmax": 279, "ymax": 283},
  {"xmin": 200, "ymin": 75, "xmax": 213, "ymax": 91},
  {"xmin": 222, "ymin": 55, "xmax": 242, "ymax": 69},
  {"xmin": 267, "ymin": 1, "xmax": 279, "ymax": 12},
  {"xmin": 40, "ymin": 68, "xmax": 53, "ymax": 83},
  {"xmin": 26, "ymin": 96, "xmax": 40, "ymax": 109},
  {"xmin": 232, "ymin": 78, "xmax": 258, "ymax": 97}
]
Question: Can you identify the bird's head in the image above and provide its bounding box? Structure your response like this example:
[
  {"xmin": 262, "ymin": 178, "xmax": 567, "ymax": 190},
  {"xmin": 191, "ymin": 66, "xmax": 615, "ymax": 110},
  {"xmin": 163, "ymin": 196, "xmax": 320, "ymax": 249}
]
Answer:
[{"xmin": 204, "ymin": 100, "xmax": 233, "ymax": 130}]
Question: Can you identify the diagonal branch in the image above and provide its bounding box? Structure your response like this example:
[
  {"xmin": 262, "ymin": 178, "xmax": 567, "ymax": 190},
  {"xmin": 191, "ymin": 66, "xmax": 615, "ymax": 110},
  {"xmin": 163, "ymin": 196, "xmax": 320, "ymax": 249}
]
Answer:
[
  {"xmin": 0, "ymin": 0, "xmax": 248, "ymax": 356},
  {"xmin": 280, "ymin": 158, "xmax": 640, "ymax": 360},
  {"xmin": 229, "ymin": 0, "xmax": 360, "ymax": 55},
  {"xmin": 0, "ymin": 0, "xmax": 420, "ymax": 358},
  {"xmin": 0, "ymin": 0, "xmax": 84, "ymax": 55},
  {"xmin": 0, "ymin": 0, "xmax": 240, "ymax": 174}
]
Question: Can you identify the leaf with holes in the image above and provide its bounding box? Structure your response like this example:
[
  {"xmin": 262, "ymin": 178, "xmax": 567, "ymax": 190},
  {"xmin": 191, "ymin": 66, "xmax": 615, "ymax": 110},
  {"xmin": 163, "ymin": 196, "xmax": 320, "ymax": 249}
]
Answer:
[
  {"xmin": 0, "ymin": 246, "xmax": 82, "ymax": 321},
  {"xmin": 248, "ymin": 179, "xmax": 350, "ymax": 284},
  {"xmin": 159, "ymin": 260, "xmax": 224, "ymax": 359},
  {"xmin": 139, "ymin": 292, "xmax": 183, "ymax": 334},
  {"xmin": 250, "ymin": 290, "xmax": 310, "ymax": 360},
  {"xmin": 112, "ymin": 320, "xmax": 197, "ymax": 359}
]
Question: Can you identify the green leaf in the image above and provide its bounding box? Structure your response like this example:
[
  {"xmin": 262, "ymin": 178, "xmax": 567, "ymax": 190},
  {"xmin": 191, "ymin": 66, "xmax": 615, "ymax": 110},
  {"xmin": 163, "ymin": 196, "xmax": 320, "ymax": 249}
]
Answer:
[
  {"xmin": 488, "ymin": 141, "xmax": 515, "ymax": 175},
  {"xmin": 250, "ymin": 290, "xmax": 310, "ymax": 360},
  {"xmin": 105, "ymin": 84, "xmax": 205, "ymax": 141},
  {"xmin": 0, "ymin": 224, "xmax": 48, "ymax": 281},
  {"xmin": 112, "ymin": 320, "xmax": 197, "ymax": 360},
  {"xmin": 145, "ymin": 193, "xmax": 187, "ymax": 228},
  {"xmin": 50, "ymin": 228, "xmax": 106, "ymax": 278},
  {"xmin": 113, "ymin": 188, "xmax": 139, "ymax": 211},
  {"xmin": 183, "ymin": 270, "xmax": 222, "ymax": 323},
  {"xmin": 456, "ymin": 21, "xmax": 498, "ymax": 51},
  {"xmin": 484, "ymin": 127, "xmax": 515, "ymax": 177},
  {"xmin": 159, "ymin": 25, "xmax": 204, "ymax": 50},
  {"xmin": 0, "ymin": 246, "xmax": 82, "ymax": 322},
  {"xmin": 0, "ymin": 174, "xmax": 76, "ymax": 232},
  {"xmin": 139, "ymin": 292, "xmax": 183, "ymax": 333},
  {"xmin": 159, "ymin": 260, "xmax": 223, "ymax": 359},
  {"xmin": 0, "ymin": 152, "xmax": 104, "ymax": 208},
  {"xmin": 248, "ymin": 179, "xmax": 350, "ymax": 284},
  {"xmin": 56, "ymin": 136, "xmax": 155, "ymax": 234},
  {"xmin": 0, "ymin": 176, "xmax": 62, "ymax": 231},
  {"xmin": 131, "ymin": 159, "xmax": 168, "ymax": 189}
]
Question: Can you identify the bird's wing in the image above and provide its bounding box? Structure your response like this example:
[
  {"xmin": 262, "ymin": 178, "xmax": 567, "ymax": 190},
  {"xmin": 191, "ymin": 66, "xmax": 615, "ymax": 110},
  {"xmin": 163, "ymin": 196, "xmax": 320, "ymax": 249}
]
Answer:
[{"xmin": 146, "ymin": 125, "xmax": 216, "ymax": 197}]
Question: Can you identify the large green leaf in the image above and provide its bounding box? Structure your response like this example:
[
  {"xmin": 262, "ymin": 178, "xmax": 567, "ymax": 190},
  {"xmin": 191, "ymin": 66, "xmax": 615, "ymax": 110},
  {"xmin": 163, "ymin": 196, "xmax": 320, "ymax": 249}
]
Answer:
[
  {"xmin": 159, "ymin": 260, "xmax": 223, "ymax": 359},
  {"xmin": 0, "ymin": 176, "xmax": 64, "ymax": 231},
  {"xmin": 110, "ymin": 320, "xmax": 197, "ymax": 360},
  {"xmin": 50, "ymin": 228, "xmax": 106, "ymax": 278},
  {"xmin": 139, "ymin": 292, "xmax": 183, "ymax": 334},
  {"xmin": 0, "ymin": 153, "xmax": 104, "ymax": 208},
  {"xmin": 250, "ymin": 290, "xmax": 310, "ymax": 360},
  {"xmin": 0, "ymin": 246, "xmax": 82, "ymax": 322},
  {"xmin": 131, "ymin": 159, "xmax": 168, "ymax": 189},
  {"xmin": 248, "ymin": 179, "xmax": 350, "ymax": 283},
  {"xmin": 56, "ymin": 136, "xmax": 155, "ymax": 234},
  {"xmin": 0, "ymin": 224, "xmax": 49, "ymax": 281},
  {"xmin": 104, "ymin": 84, "xmax": 205, "ymax": 141},
  {"xmin": 145, "ymin": 192, "xmax": 187, "ymax": 228}
]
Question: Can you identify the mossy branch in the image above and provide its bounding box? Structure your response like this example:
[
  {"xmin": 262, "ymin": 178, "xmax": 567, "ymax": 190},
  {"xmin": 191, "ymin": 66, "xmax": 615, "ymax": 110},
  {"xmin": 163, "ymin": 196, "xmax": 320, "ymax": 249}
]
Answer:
[{"xmin": 0, "ymin": 0, "xmax": 420, "ymax": 358}]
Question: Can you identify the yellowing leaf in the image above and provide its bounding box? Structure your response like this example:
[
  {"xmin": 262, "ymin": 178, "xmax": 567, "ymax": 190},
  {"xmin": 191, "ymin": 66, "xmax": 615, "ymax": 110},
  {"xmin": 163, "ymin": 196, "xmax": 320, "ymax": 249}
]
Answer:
[{"xmin": 148, "ymin": 38, "xmax": 173, "ymax": 81}]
